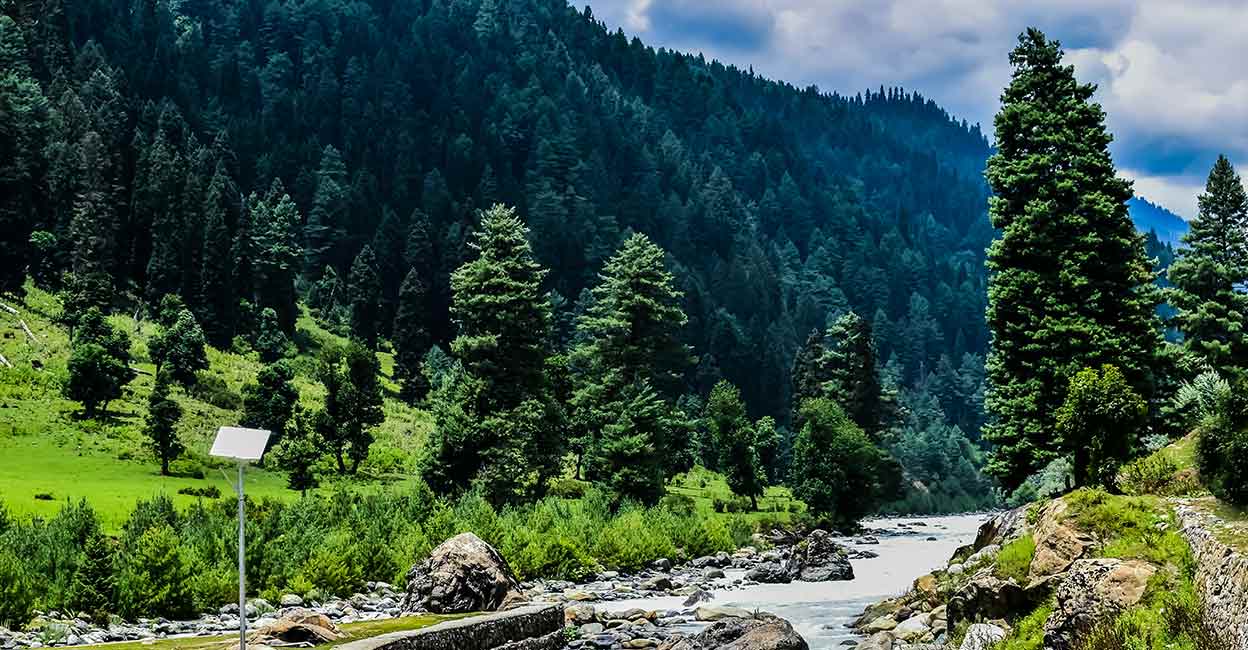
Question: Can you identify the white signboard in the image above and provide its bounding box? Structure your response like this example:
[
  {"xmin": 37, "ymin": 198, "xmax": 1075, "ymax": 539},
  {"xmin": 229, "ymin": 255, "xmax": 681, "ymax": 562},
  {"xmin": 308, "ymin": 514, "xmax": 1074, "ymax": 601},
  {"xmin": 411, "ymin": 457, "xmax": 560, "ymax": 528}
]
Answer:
[{"xmin": 210, "ymin": 426, "xmax": 271, "ymax": 461}]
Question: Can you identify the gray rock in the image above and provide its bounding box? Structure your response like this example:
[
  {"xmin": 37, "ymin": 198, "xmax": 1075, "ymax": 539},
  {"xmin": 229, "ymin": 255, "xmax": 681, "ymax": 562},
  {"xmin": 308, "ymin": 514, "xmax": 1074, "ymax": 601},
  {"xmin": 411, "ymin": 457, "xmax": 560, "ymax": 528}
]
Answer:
[
  {"xmin": 695, "ymin": 606, "xmax": 755, "ymax": 621},
  {"xmin": 745, "ymin": 562, "xmax": 791, "ymax": 584},
  {"xmin": 959, "ymin": 623, "xmax": 1007, "ymax": 650},
  {"xmin": 1043, "ymin": 558, "xmax": 1157, "ymax": 650},
  {"xmin": 667, "ymin": 616, "xmax": 809, "ymax": 650},
  {"xmin": 399, "ymin": 532, "xmax": 519, "ymax": 614},
  {"xmin": 786, "ymin": 530, "xmax": 854, "ymax": 582}
]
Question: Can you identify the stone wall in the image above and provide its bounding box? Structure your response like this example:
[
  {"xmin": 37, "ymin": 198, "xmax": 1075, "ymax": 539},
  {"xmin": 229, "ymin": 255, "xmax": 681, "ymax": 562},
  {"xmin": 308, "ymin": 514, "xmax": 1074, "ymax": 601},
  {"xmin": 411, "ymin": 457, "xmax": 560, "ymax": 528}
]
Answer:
[
  {"xmin": 1175, "ymin": 502, "xmax": 1248, "ymax": 648},
  {"xmin": 333, "ymin": 605, "xmax": 564, "ymax": 650}
]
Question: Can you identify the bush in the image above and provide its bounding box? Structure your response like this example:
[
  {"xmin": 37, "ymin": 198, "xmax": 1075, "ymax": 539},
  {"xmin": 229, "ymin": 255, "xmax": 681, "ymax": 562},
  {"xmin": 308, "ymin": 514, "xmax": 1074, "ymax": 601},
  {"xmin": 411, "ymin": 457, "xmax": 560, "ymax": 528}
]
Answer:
[
  {"xmin": 1117, "ymin": 452, "xmax": 1181, "ymax": 496},
  {"xmin": 189, "ymin": 564, "xmax": 236, "ymax": 612},
  {"xmin": 548, "ymin": 477, "xmax": 590, "ymax": 499},
  {"xmin": 593, "ymin": 508, "xmax": 677, "ymax": 571},
  {"xmin": 0, "ymin": 549, "xmax": 36, "ymax": 628},
  {"xmin": 167, "ymin": 458, "xmax": 206, "ymax": 479},
  {"xmin": 177, "ymin": 485, "xmax": 222, "ymax": 499},
  {"xmin": 191, "ymin": 373, "xmax": 242, "ymax": 410},
  {"xmin": 1055, "ymin": 365, "xmax": 1146, "ymax": 489},
  {"xmin": 114, "ymin": 524, "xmax": 195, "ymax": 619}
]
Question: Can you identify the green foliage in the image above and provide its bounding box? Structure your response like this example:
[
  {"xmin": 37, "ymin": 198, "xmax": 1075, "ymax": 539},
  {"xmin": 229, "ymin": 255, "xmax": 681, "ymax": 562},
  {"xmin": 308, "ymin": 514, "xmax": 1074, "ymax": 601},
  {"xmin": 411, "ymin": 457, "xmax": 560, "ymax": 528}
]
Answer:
[
  {"xmin": 821, "ymin": 311, "xmax": 884, "ymax": 436},
  {"xmin": 997, "ymin": 600, "xmax": 1054, "ymax": 650},
  {"xmin": 0, "ymin": 548, "xmax": 35, "ymax": 629},
  {"xmin": 984, "ymin": 29, "xmax": 1161, "ymax": 491},
  {"xmin": 315, "ymin": 341, "xmax": 384, "ymax": 474},
  {"xmin": 144, "ymin": 371, "xmax": 184, "ymax": 476},
  {"xmin": 393, "ymin": 268, "xmax": 432, "ymax": 403},
  {"xmin": 994, "ymin": 534, "xmax": 1035, "ymax": 584},
  {"xmin": 271, "ymin": 410, "xmax": 323, "ymax": 494},
  {"xmin": 704, "ymin": 381, "xmax": 766, "ymax": 508},
  {"xmin": 584, "ymin": 380, "xmax": 670, "ymax": 507},
  {"xmin": 114, "ymin": 524, "xmax": 195, "ymax": 620},
  {"xmin": 1167, "ymin": 155, "xmax": 1248, "ymax": 382},
  {"xmin": 790, "ymin": 398, "xmax": 893, "ymax": 525},
  {"xmin": 63, "ymin": 308, "xmax": 134, "ymax": 418},
  {"xmin": 348, "ymin": 245, "xmax": 382, "ymax": 349},
  {"xmin": 149, "ymin": 309, "xmax": 209, "ymax": 387},
  {"xmin": 241, "ymin": 360, "xmax": 299, "ymax": 443},
  {"xmin": 1055, "ymin": 365, "xmax": 1148, "ymax": 488},
  {"xmin": 1177, "ymin": 371, "xmax": 1248, "ymax": 505}
]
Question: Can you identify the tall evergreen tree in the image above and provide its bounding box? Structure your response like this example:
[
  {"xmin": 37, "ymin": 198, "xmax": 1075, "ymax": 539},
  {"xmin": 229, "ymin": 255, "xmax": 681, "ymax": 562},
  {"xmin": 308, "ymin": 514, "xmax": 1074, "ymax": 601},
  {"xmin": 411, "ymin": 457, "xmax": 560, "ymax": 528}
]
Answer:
[
  {"xmin": 705, "ymin": 380, "xmax": 766, "ymax": 509},
  {"xmin": 253, "ymin": 185, "xmax": 301, "ymax": 334},
  {"xmin": 348, "ymin": 245, "xmax": 382, "ymax": 349},
  {"xmin": 1168, "ymin": 155, "xmax": 1248, "ymax": 379},
  {"xmin": 449, "ymin": 204, "xmax": 551, "ymax": 409},
  {"xmin": 983, "ymin": 29, "xmax": 1161, "ymax": 489},
  {"xmin": 241, "ymin": 360, "xmax": 299, "ymax": 446},
  {"xmin": 198, "ymin": 163, "xmax": 234, "ymax": 346},
  {"xmin": 144, "ymin": 371, "xmax": 184, "ymax": 476},
  {"xmin": 314, "ymin": 341, "xmax": 384, "ymax": 474},
  {"xmin": 0, "ymin": 15, "xmax": 49, "ymax": 295},
  {"xmin": 822, "ymin": 311, "xmax": 884, "ymax": 437},
  {"xmin": 304, "ymin": 145, "xmax": 348, "ymax": 278},
  {"xmin": 393, "ymin": 268, "xmax": 432, "ymax": 402}
]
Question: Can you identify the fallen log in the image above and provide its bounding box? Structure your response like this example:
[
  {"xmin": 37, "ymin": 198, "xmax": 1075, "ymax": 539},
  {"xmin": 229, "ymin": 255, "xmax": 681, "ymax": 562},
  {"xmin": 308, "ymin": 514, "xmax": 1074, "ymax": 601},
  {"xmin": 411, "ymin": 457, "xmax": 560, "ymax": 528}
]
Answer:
[
  {"xmin": 0, "ymin": 353, "xmax": 12, "ymax": 369},
  {"xmin": 0, "ymin": 302, "xmax": 16, "ymax": 316},
  {"xmin": 19, "ymin": 319, "xmax": 38, "ymax": 344}
]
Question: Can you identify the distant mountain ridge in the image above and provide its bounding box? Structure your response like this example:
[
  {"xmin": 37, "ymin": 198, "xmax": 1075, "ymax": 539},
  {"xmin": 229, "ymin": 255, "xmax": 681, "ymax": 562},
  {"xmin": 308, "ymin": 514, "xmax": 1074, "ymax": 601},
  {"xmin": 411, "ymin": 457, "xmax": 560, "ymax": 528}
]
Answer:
[{"xmin": 1129, "ymin": 197, "xmax": 1189, "ymax": 247}]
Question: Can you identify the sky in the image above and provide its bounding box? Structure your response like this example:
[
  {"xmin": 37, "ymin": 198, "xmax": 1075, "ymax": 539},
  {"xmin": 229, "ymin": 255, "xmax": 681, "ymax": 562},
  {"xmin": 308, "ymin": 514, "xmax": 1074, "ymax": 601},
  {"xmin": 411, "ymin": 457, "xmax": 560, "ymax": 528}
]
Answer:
[{"xmin": 583, "ymin": 0, "xmax": 1248, "ymax": 219}]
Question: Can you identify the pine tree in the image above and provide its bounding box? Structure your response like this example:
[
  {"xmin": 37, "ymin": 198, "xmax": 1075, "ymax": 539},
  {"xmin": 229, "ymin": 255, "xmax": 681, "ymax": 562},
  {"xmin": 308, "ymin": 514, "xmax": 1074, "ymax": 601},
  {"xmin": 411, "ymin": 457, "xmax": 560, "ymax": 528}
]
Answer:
[
  {"xmin": 449, "ymin": 204, "xmax": 551, "ymax": 409},
  {"xmin": 790, "ymin": 328, "xmax": 828, "ymax": 426},
  {"xmin": 198, "ymin": 163, "xmax": 234, "ymax": 346},
  {"xmin": 0, "ymin": 16, "xmax": 49, "ymax": 295},
  {"xmin": 253, "ymin": 186, "xmax": 301, "ymax": 334},
  {"xmin": 145, "ymin": 371, "xmax": 184, "ymax": 476},
  {"xmin": 314, "ymin": 341, "xmax": 383, "ymax": 474},
  {"xmin": 573, "ymin": 233, "xmax": 691, "ymax": 397},
  {"xmin": 705, "ymin": 381, "xmax": 766, "ymax": 509},
  {"xmin": 584, "ymin": 379, "xmax": 669, "ymax": 506},
  {"xmin": 348, "ymin": 245, "xmax": 382, "ymax": 349},
  {"xmin": 983, "ymin": 29, "xmax": 1161, "ymax": 490},
  {"xmin": 1168, "ymin": 155, "xmax": 1248, "ymax": 379},
  {"xmin": 271, "ymin": 409, "xmax": 322, "ymax": 495},
  {"xmin": 254, "ymin": 307, "xmax": 290, "ymax": 363},
  {"xmin": 69, "ymin": 525, "xmax": 114, "ymax": 624},
  {"xmin": 241, "ymin": 360, "xmax": 299, "ymax": 446},
  {"xmin": 149, "ymin": 309, "xmax": 208, "ymax": 387},
  {"xmin": 822, "ymin": 311, "xmax": 884, "ymax": 437},
  {"xmin": 304, "ymin": 145, "xmax": 348, "ymax": 278},
  {"xmin": 393, "ymin": 268, "xmax": 432, "ymax": 402}
]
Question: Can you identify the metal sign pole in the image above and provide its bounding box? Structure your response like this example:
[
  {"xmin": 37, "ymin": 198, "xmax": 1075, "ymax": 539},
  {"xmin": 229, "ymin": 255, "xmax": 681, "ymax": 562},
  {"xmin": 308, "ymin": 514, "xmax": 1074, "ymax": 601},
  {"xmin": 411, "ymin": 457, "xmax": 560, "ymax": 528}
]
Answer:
[{"xmin": 238, "ymin": 461, "xmax": 246, "ymax": 650}]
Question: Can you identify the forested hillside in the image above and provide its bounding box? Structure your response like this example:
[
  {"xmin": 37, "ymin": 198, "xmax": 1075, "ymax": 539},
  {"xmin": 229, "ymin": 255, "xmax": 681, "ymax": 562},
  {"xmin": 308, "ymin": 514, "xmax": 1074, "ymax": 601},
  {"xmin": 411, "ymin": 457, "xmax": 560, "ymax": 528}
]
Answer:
[{"xmin": 1, "ymin": 0, "xmax": 997, "ymax": 511}]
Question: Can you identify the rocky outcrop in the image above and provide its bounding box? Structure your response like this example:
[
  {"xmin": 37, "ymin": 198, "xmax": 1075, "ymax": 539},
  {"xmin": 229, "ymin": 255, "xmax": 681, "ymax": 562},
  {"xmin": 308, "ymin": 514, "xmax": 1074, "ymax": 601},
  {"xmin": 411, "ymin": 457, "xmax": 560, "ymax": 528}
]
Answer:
[
  {"xmin": 785, "ymin": 530, "xmax": 854, "ymax": 582},
  {"xmin": 401, "ymin": 533, "xmax": 520, "ymax": 614},
  {"xmin": 248, "ymin": 609, "xmax": 346, "ymax": 646},
  {"xmin": 1028, "ymin": 499, "xmax": 1096, "ymax": 579},
  {"xmin": 333, "ymin": 605, "xmax": 563, "ymax": 650},
  {"xmin": 946, "ymin": 573, "xmax": 1031, "ymax": 628},
  {"xmin": 1176, "ymin": 501, "xmax": 1248, "ymax": 649},
  {"xmin": 1042, "ymin": 558, "xmax": 1156, "ymax": 650},
  {"xmin": 663, "ymin": 616, "xmax": 809, "ymax": 650}
]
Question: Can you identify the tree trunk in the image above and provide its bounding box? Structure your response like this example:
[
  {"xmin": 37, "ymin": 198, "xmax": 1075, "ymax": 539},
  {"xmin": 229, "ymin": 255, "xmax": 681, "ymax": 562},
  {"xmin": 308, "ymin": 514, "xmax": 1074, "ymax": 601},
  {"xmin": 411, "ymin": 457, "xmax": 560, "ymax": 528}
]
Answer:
[
  {"xmin": 335, "ymin": 449, "xmax": 347, "ymax": 474},
  {"xmin": 750, "ymin": 494, "xmax": 758, "ymax": 511},
  {"xmin": 161, "ymin": 453, "xmax": 170, "ymax": 476}
]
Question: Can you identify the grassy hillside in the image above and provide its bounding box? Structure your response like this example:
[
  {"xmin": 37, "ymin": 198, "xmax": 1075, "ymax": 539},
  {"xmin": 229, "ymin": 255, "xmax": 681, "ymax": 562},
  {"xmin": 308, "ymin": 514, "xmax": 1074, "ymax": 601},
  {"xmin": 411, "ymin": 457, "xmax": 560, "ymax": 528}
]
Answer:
[{"xmin": 0, "ymin": 285, "xmax": 432, "ymax": 529}]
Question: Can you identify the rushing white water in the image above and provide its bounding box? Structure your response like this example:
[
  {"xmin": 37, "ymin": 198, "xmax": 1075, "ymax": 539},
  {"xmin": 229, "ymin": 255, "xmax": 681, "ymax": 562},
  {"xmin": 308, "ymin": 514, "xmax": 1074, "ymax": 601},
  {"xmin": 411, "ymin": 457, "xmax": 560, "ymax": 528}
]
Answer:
[{"xmin": 600, "ymin": 513, "xmax": 987, "ymax": 649}]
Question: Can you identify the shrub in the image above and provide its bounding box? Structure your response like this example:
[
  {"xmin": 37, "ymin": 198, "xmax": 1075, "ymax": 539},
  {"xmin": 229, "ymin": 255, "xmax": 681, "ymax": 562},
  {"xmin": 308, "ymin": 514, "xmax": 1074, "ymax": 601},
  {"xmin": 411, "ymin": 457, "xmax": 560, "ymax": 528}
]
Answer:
[
  {"xmin": 593, "ymin": 508, "xmax": 677, "ymax": 571},
  {"xmin": 994, "ymin": 534, "xmax": 1036, "ymax": 583},
  {"xmin": 1055, "ymin": 365, "xmax": 1146, "ymax": 489},
  {"xmin": 167, "ymin": 458, "xmax": 206, "ymax": 479},
  {"xmin": 189, "ymin": 564, "xmax": 236, "ymax": 612},
  {"xmin": 0, "ymin": 549, "xmax": 36, "ymax": 628},
  {"xmin": 177, "ymin": 485, "xmax": 222, "ymax": 499},
  {"xmin": 191, "ymin": 373, "xmax": 242, "ymax": 410},
  {"xmin": 296, "ymin": 538, "xmax": 364, "ymax": 598},
  {"xmin": 659, "ymin": 493, "xmax": 697, "ymax": 516},
  {"xmin": 997, "ymin": 600, "xmax": 1054, "ymax": 650},
  {"xmin": 114, "ymin": 524, "xmax": 195, "ymax": 620},
  {"xmin": 548, "ymin": 477, "xmax": 590, "ymax": 499},
  {"xmin": 1117, "ymin": 452, "xmax": 1181, "ymax": 496}
]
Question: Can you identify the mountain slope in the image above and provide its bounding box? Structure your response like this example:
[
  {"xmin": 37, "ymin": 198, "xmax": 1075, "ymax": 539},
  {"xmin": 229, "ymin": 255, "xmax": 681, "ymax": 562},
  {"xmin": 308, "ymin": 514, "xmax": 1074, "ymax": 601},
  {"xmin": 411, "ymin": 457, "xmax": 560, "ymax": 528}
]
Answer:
[
  {"xmin": 5, "ymin": 0, "xmax": 993, "ymax": 423},
  {"xmin": 1129, "ymin": 196, "xmax": 1189, "ymax": 247}
]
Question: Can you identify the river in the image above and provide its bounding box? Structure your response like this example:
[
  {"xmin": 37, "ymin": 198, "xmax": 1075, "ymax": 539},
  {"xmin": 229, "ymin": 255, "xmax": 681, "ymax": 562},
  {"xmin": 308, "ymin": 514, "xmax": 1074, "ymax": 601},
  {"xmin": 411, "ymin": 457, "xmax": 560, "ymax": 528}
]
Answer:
[{"xmin": 597, "ymin": 513, "xmax": 987, "ymax": 649}]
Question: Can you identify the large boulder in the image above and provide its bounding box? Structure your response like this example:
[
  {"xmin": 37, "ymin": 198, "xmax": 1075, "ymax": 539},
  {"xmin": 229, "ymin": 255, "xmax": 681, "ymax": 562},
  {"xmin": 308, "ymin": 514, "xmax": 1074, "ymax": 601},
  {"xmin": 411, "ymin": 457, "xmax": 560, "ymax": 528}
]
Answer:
[
  {"xmin": 400, "ymin": 532, "xmax": 519, "ymax": 613},
  {"xmin": 248, "ymin": 609, "xmax": 345, "ymax": 646},
  {"xmin": 786, "ymin": 530, "xmax": 854, "ymax": 582},
  {"xmin": 745, "ymin": 562, "xmax": 791, "ymax": 584},
  {"xmin": 1043, "ymin": 558, "xmax": 1157, "ymax": 650},
  {"xmin": 958, "ymin": 623, "xmax": 1006, "ymax": 650},
  {"xmin": 946, "ymin": 573, "xmax": 1032, "ymax": 628},
  {"xmin": 1028, "ymin": 499, "xmax": 1096, "ymax": 579},
  {"xmin": 665, "ymin": 616, "xmax": 809, "ymax": 650}
]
